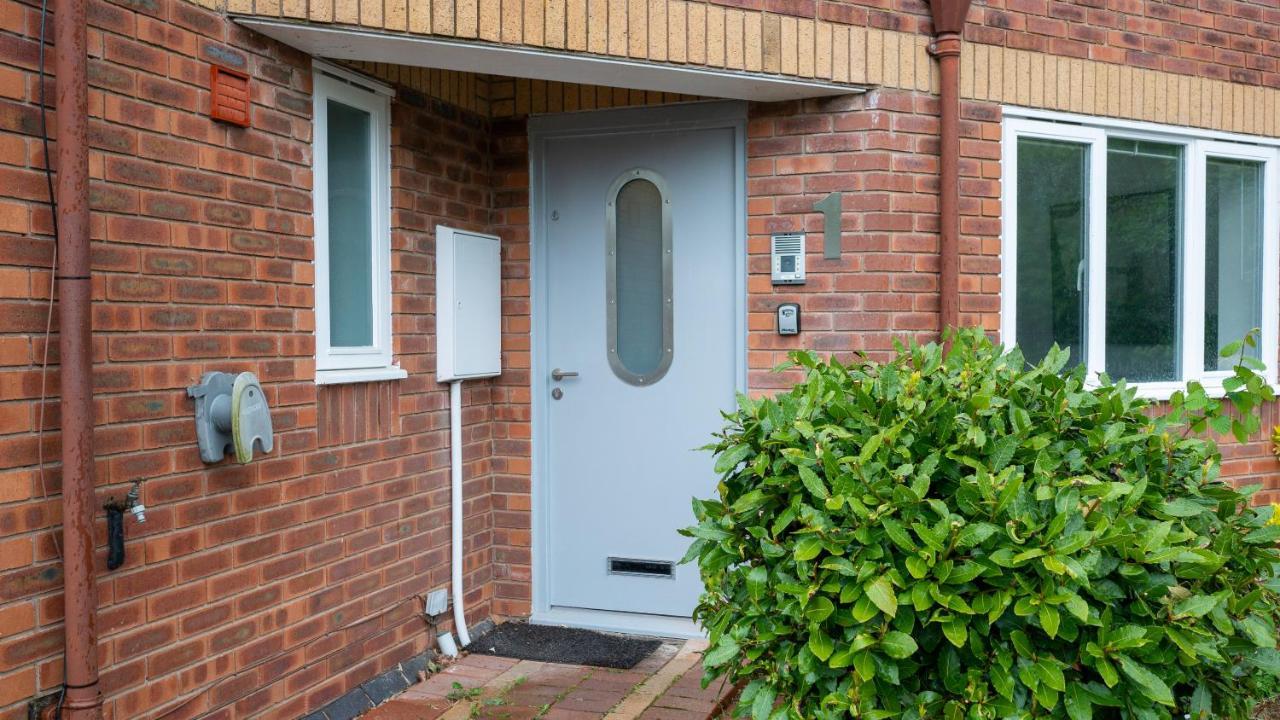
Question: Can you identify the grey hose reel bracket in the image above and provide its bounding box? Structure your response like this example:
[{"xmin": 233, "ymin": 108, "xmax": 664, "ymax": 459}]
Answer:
[{"xmin": 187, "ymin": 371, "xmax": 274, "ymax": 464}]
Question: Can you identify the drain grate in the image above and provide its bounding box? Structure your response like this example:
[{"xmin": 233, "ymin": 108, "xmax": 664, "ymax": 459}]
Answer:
[{"xmin": 608, "ymin": 557, "xmax": 675, "ymax": 578}]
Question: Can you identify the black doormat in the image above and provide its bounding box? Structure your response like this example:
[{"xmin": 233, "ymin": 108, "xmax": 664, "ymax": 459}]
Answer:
[{"xmin": 467, "ymin": 622, "xmax": 662, "ymax": 669}]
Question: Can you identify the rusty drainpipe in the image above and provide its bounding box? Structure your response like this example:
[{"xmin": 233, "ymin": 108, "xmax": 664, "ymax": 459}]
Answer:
[
  {"xmin": 54, "ymin": 0, "xmax": 101, "ymax": 711},
  {"xmin": 928, "ymin": 0, "xmax": 974, "ymax": 339}
]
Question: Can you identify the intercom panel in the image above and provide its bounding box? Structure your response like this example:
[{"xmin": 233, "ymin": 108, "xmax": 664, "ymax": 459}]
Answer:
[{"xmin": 771, "ymin": 233, "xmax": 805, "ymax": 285}]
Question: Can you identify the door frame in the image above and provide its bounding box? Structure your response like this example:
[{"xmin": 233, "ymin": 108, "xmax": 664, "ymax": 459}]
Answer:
[{"xmin": 527, "ymin": 101, "xmax": 748, "ymax": 638}]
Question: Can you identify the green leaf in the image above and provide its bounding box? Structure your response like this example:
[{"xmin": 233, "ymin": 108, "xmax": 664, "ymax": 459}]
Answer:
[
  {"xmin": 1160, "ymin": 497, "xmax": 1206, "ymax": 517},
  {"xmin": 880, "ymin": 517, "xmax": 917, "ymax": 552},
  {"xmin": 1116, "ymin": 656, "xmax": 1174, "ymax": 707},
  {"xmin": 853, "ymin": 651, "xmax": 875, "ymax": 681},
  {"xmin": 808, "ymin": 627, "xmax": 834, "ymax": 662},
  {"xmin": 828, "ymin": 646, "xmax": 857, "ymax": 669},
  {"xmin": 1248, "ymin": 647, "xmax": 1280, "ymax": 677},
  {"xmin": 713, "ymin": 444, "xmax": 752, "ymax": 474},
  {"xmin": 1011, "ymin": 630, "xmax": 1034, "ymax": 658},
  {"xmin": 1063, "ymin": 594, "xmax": 1089, "ymax": 622},
  {"xmin": 751, "ymin": 684, "xmax": 776, "ymax": 720},
  {"xmin": 687, "ymin": 524, "xmax": 731, "ymax": 541},
  {"xmin": 1097, "ymin": 657, "xmax": 1119, "ymax": 688},
  {"xmin": 1065, "ymin": 684, "xmax": 1093, "ymax": 720},
  {"xmin": 989, "ymin": 435, "xmax": 1019, "ymax": 472},
  {"xmin": 956, "ymin": 522, "xmax": 999, "ymax": 549},
  {"xmin": 941, "ymin": 618, "xmax": 967, "ymax": 648},
  {"xmin": 1188, "ymin": 684, "xmax": 1212, "ymax": 719},
  {"xmin": 851, "ymin": 595, "xmax": 878, "ymax": 623},
  {"xmin": 1239, "ymin": 615, "xmax": 1274, "ymax": 647},
  {"xmin": 797, "ymin": 466, "xmax": 829, "ymax": 500},
  {"xmin": 746, "ymin": 565, "xmax": 768, "ymax": 600},
  {"xmin": 865, "ymin": 576, "xmax": 897, "ymax": 618},
  {"xmin": 806, "ymin": 596, "xmax": 835, "ymax": 623},
  {"xmin": 678, "ymin": 538, "xmax": 706, "ymax": 565},
  {"xmin": 879, "ymin": 631, "xmax": 917, "ymax": 659},
  {"xmin": 731, "ymin": 489, "xmax": 768, "ymax": 513},
  {"xmin": 1244, "ymin": 525, "xmax": 1280, "ymax": 544},
  {"xmin": 857, "ymin": 433, "xmax": 883, "ymax": 464},
  {"xmin": 703, "ymin": 636, "xmax": 739, "ymax": 668},
  {"xmin": 1164, "ymin": 627, "xmax": 1197, "ymax": 659},
  {"xmin": 1172, "ymin": 594, "xmax": 1220, "ymax": 619},
  {"xmin": 794, "ymin": 536, "xmax": 823, "ymax": 562},
  {"xmin": 1035, "ymin": 660, "xmax": 1066, "ymax": 692},
  {"xmin": 1039, "ymin": 604, "xmax": 1060, "ymax": 639}
]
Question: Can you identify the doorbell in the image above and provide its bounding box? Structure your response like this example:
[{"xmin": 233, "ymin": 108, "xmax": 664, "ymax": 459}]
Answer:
[
  {"xmin": 771, "ymin": 233, "xmax": 805, "ymax": 285},
  {"xmin": 777, "ymin": 303, "xmax": 800, "ymax": 336}
]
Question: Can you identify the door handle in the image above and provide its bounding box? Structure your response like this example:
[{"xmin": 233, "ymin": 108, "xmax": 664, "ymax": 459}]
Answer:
[{"xmin": 551, "ymin": 368, "xmax": 579, "ymax": 381}]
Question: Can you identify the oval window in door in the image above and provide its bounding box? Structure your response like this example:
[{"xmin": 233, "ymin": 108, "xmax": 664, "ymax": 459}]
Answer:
[{"xmin": 606, "ymin": 169, "xmax": 673, "ymax": 385}]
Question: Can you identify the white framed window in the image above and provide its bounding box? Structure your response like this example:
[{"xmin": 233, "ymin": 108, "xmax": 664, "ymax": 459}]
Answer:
[
  {"xmin": 312, "ymin": 62, "xmax": 405, "ymax": 385},
  {"xmin": 1002, "ymin": 109, "xmax": 1280, "ymax": 399}
]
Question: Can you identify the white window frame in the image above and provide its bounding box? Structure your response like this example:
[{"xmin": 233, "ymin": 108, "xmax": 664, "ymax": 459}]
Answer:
[
  {"xmin": 312, "ymin": 61, "xmax": 405, "ymax": 385},
  {"xmin": 1002, "ymin": 109, "xmax": 1280, "ymax": 399}
]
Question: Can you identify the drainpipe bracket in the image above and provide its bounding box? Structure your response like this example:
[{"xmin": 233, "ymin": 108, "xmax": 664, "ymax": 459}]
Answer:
[{"xmin": 928, "ymin": 33, "xmax": 963, "ymax": 58}]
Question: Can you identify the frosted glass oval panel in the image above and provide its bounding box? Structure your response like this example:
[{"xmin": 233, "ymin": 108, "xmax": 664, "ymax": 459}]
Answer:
[{"xmin": 607, "ymin": 171, "xmax": 672, "ymax": 385}]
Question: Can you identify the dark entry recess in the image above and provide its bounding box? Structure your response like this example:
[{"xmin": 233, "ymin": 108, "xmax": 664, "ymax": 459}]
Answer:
[{"xmin": 468, "ymin": 623, "xmax": 663, "ymax": 669}]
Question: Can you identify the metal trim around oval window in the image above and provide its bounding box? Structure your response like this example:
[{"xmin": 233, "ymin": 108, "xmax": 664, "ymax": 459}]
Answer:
[{"xmin": 605, "ymin": 168, "xmax": 674, "ymax": 387}]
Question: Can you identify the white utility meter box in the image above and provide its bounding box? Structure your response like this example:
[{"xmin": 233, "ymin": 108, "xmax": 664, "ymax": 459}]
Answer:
[{"xmin": 436, "ymin": 226, "xmax": 503, "ymax": 382}]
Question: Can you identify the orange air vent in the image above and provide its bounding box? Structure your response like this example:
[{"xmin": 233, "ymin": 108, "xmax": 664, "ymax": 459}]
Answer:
[{"xmin": 210, "ymin": 65, "xmax": 251, "ymax": 127}]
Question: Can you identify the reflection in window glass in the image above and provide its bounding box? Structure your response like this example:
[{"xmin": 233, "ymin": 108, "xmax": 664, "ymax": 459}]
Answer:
[
  {"xmin": 614, "ymin": 179, "xmax": 665, "ymax": 379},
  {"xmin": 1016, "ymin": 138, "xmax": 1089, "ymax": 367},
  {"xmin": 1106, "ymin": 139, "xmax": 1182, "ymax": 382},
  {"xmin": 1205, "ymin": 157, "xmax": 1263, "ymax": 370},
  {"xmin": 326, "ymin": 99, "xmax": 375, "ymax": 347}
]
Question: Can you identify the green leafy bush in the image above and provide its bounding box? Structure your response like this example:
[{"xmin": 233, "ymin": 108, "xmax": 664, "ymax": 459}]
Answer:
[{"xmin": 683, "ymin": 329, "xmax": 1280, "ymax": 720}]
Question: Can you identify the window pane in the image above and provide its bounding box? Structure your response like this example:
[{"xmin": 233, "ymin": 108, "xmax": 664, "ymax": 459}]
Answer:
[
  {"xmin": 1015, "ymin": 137, "xmax": 1089, "ymax": 368},
  {"xmin": 326, "ymin": 99, "xmax": 375, "ymax": 348},
  {"xmin": 1106, "ymin": 139, "xmax": 1182, "ymax": 382},
  {"xmin": 612, "ymin": 178, "xmax": 667, "ymax": 381},
  {"xmin": 1205, "ymin": 157, "xmax": 1263, "ymax": 370}
]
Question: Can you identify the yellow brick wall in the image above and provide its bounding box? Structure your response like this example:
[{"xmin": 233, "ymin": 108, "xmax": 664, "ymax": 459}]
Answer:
[
  {"xmin": 211, "ymin": 0, "xmax": 937, "ymax": 91},
  {"xmin": 963, "ymin": 43, "xmax": 1280, "ymax": 137},
  {"xmin": 208, "ymin": 0, "xmax": 1280, "ymax": 136}
]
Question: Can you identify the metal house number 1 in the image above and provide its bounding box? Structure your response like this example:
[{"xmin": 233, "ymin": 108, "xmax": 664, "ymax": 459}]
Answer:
[{"xmin": 813, "ymin": 191, "xmax": 842, "ymax": 260}]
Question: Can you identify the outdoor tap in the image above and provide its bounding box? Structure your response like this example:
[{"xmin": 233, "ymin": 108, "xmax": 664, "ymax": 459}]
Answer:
[{"xmin": 125, "ymin": 479, "xmax": 146, "ymax": 523}]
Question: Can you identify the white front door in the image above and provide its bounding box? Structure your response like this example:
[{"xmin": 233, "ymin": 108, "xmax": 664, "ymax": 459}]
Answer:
[{"xmin": 534, "ymin": 104, "xmax": 744, "ymax": 623}]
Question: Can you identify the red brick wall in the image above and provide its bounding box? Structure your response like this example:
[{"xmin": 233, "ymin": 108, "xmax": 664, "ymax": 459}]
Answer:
[
  {"xmin": 963, "ymin": 0, "xmax": 1278, "ymax": 87},
  {"xmin": 1221, "ymin": 403, "xmax": 1280, "ymax": 504},
  {"xmin": 0, "ymin": 0, "xmax": 517, "ymax": 716}
]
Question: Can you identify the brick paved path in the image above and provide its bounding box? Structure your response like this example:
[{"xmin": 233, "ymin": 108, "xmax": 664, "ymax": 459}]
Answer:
[{"xmin": 361, "ymin": 639, "xmax": 737, "ymax": 720}]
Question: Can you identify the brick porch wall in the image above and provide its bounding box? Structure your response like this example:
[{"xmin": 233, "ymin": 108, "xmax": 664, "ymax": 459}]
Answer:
[
  {"xmin": 0, "ymin": 0, "xmax": 514, "ymax": 716},
  {"xmin": 744, "ymin": 89, "xmax": 1001, "ymax": 388},
  {"xmin": 486, "ymin": 116, "xmax": 535, "ymax": 622}
]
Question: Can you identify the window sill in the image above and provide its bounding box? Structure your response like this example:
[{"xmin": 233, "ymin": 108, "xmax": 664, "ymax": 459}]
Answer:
[
  {"xmin": 315, "ymin": 366, "xmax": 408, "ymax": 385},
  {"xmin": 1091, "ymin": 379, "xmax": 1280, "ymax": 403}
]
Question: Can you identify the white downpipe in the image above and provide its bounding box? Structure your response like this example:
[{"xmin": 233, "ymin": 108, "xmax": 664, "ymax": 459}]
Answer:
[{"xmin": 449, "ymin": 380, "xmax": 471, "ymax": 647}]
